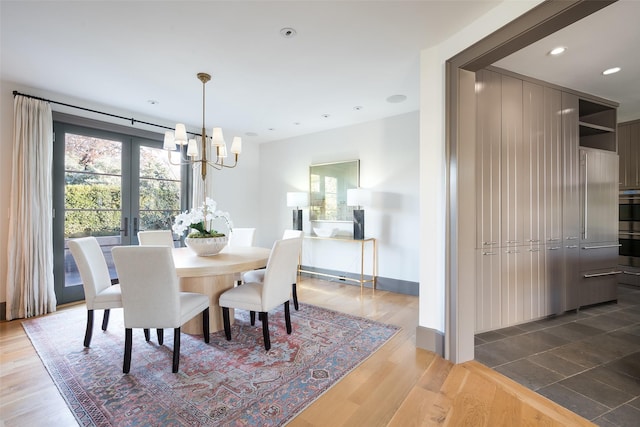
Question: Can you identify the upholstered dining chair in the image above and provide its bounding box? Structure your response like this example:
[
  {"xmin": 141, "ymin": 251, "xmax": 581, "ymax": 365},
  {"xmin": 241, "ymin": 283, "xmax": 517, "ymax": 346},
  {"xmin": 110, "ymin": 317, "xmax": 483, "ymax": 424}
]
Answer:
[
  {"xmin": 137, "ymin": 230, "xmax": 175, "ymax": 247},
  {"xmin": 112, "ymin": 245, "xmax": 210, "ymax": 373},
  {"xmin": 68, "ymin": 237, "xmax": 122, "ymax": 348},
  {"xmin": 228, "ymin": 227, "xmax": 257, "ymax": 285},
  {"xmin": 219, "ymin": 237, "xmax": 302, "ymax": 351},
  {"xmin": 242, "ymin": 229, "xmax": 303, "ymax": 309}
]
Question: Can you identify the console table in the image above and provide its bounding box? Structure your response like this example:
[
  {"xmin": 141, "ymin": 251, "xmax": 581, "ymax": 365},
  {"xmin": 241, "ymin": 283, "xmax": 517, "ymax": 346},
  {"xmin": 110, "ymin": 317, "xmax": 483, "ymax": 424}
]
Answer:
[{"xmin": 299, "ymin": 236, "xmax": 377, "ymax": 290}]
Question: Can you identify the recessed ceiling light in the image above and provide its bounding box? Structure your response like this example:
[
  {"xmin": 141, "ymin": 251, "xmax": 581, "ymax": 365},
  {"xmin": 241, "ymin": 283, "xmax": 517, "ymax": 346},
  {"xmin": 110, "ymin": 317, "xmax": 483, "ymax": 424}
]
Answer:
[
  {"xmin": 549, "ymin": 46, "xmax": 566, "ymax": 56},
  {"xmin": 602, "ymin": 67, "xmax": 621, "ymax": 76},
  {"xmin": 147, "ymin": 99, "xmax": 159, "ymax": 105},
  {"xmin": 321, "ymin": 114, "xmax": 330, "ymax": 118},
  {"xmin": 293, "ymin": 122, "xmax": 301, "ymax": 125},
  {"xmin": 353, "ymin": 106, "xmax": 363, "ymax": 111},
  {"xmin": 386, "ymin": 94, "xmax": 407, "ymax": 104},
  {"xmin": 280, "ymin": 27, "xmax": 297, "ymax": 38},
  {"xmin": 245, "ymin": 132, "xmax": 258, "ymax": 137}
]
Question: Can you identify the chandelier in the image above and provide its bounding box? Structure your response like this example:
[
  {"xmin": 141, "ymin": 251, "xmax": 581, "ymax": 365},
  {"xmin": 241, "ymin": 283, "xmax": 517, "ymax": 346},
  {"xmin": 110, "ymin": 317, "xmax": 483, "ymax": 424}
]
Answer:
[{"xmin": 163, "ymin": 72, "xmax": 241, "ymax": 180}]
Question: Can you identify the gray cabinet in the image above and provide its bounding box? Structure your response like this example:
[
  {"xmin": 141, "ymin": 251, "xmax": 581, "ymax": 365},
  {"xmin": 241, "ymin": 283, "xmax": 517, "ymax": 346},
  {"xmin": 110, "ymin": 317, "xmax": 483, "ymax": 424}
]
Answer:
[
  {"xmin": 579, "ymin": 148, "xmax": 619, "ymax": 244},
  {"xmin": 475, "ymin": 70, "xmax": 619, "ymax": 332},
  {"xmin": 618, "ymin": 120, "xmax": 640, "ymax": 188},
  {"xmin": 562, "ymin": 92, "xmax": 581, "ymax": 311},
  {"xmin": 475, "ymin": 248, "xmax": 501, "ymax": 332},
  {"xmin": 475, "ymin": 69, "xmax": 502, "ymax": 250},
  {"xmin": 501, "ymin": 75, "xmax": 524, "ymax": 247}
]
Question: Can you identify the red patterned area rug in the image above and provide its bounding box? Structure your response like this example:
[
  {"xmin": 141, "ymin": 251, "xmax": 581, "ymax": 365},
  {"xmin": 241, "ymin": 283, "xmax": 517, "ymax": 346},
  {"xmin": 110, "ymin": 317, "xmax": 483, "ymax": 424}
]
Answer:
[{"xmin": 22, "ymin": 303, "xmax": 399, "ymax": 426}]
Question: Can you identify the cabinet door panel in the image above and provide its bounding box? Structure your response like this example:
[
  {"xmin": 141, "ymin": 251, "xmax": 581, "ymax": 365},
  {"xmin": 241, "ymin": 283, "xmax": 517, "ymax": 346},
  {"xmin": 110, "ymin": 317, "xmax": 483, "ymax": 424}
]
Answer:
[
  {"xmin": 544, "ymin": 88, "xmax": 563, "ymax": 243},
  {"xmin": 546, "ymin": 244, "xmax": 564, "ymax": 315},
  {"xmin": 523, "ymin": 244, "xmax": 546, "ymax": 321},
  {"xmin": 501, "ymin": 249, "xmax": 524, "ymax": 325},
  {"xmin": 564, "ymin": 243, "xmax": 580, "ymax": 311},
  {"xmin": 563, "ymin": 93, "xmax": 581, "ymax": 242},
  {"xmin": 580, "ymin": 149, "xmax": 619, "ymax": 243},
  {"xmin": 501, "ymin": 75, "xmax": 524, "ymax": 247},
  {"xmin": 476, "ymin": 69, "xmax": 502, "ymax": 249},
  {"xmin": 618, "ymin": 123, "xmax": 630, "ymax": 187},
  {"xmin": 522, "ymin": 82, "xmax": 544, "ymax": 244},
  {"xmin": 475, "ymin": 249, "xmax": 501, "ymax": 332}
]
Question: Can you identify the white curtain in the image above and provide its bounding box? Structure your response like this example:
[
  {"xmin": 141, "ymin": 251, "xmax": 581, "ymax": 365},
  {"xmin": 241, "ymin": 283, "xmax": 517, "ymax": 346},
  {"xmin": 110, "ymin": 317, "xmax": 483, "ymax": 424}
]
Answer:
[
  {"xmin": 6, "ymin": 95, "xmax": 56, "ymax": 320},
  {"xmin": 191, "ymin": 136, "xmax": 215, "ymax": 208}
]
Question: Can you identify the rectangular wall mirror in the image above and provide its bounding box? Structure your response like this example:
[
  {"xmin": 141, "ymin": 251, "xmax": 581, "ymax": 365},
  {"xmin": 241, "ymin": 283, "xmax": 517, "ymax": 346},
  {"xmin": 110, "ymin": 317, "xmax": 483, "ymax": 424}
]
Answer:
[{"xmin": 309, "ymin": 160, "xmax": 359, "ymax": 221}]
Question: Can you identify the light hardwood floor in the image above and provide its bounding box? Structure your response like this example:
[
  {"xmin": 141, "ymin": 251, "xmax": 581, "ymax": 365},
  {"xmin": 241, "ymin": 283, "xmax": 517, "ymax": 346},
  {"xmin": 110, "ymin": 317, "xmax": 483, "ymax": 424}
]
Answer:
[{"xmin": 0, "ymin": 277, "xmax": 595, "ymax": 426}]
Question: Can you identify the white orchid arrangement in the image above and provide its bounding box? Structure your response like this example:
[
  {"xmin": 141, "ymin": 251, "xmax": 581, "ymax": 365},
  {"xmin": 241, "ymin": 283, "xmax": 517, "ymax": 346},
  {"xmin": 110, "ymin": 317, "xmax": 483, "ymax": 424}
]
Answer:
[{"xmin": 172, "ymin": 197, "xmax": 233, "ymax": 238}]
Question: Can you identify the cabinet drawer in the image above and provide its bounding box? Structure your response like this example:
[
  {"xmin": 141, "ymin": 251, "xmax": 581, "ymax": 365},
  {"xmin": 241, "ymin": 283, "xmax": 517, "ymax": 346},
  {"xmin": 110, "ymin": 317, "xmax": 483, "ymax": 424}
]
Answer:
[
  {"xmin": 580, "ymin": 244, "xmax": 620, "ymax": 271},
  {"xmin": 619, "ymin": 270, "xmax": 640, "ymax": 287},
  {"xmin": 578, "ymin": 268, "xmax": 620, "ymax": 307}
]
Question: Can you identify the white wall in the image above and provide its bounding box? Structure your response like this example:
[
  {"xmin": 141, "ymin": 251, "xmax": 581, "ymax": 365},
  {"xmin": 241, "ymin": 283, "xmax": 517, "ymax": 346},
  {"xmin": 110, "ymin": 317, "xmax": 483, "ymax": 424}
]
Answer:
[{"xmin": 257, "ymin": 112, "xmax": 420, "ymax": 283}]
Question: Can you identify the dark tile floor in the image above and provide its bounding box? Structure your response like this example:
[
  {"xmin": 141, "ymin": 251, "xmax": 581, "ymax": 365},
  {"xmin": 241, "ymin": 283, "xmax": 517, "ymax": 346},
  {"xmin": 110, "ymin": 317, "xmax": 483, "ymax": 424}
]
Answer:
[{"xmin": 475, "ymin": 285, "xmax": 640, "ymax": 427}]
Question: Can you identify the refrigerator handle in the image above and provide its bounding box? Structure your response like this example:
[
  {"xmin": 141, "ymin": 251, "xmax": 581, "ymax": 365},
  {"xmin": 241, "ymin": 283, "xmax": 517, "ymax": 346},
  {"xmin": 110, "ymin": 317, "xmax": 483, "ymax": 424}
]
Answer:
[{"xmin": 582, "ymin": 151, "xmax": 588, "ymax": 240}]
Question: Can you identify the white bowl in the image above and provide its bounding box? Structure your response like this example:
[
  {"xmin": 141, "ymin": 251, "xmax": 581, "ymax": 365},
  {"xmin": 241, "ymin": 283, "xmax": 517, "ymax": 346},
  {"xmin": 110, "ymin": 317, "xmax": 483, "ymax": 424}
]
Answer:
[
  {"xmin": 313, "ymin": 227, "xmax": 338, "ymax": 238},
  {"xmin": 184, "ymin": 236, "xmax": 228, "ymax": 256}
]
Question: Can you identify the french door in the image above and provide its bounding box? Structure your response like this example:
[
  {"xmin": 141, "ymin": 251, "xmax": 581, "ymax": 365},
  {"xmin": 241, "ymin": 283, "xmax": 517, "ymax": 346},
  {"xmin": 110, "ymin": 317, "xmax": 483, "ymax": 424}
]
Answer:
[{"xmin": 52, "ymin": 122, "xmax": 187, "ymax": 304}]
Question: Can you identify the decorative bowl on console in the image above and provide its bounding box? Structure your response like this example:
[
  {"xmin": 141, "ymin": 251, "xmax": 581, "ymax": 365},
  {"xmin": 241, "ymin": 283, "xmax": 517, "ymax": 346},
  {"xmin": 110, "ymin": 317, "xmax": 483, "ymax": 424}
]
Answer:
[{"xmin": 313, "ymin": 227, "xmax": 338, "ymax": 238}]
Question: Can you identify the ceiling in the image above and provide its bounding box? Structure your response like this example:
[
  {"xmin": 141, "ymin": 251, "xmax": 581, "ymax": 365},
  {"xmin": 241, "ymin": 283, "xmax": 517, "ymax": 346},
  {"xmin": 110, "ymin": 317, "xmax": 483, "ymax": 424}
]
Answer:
[
  {"xmin": 0, "ymin": 0, "xmax": 500, "ymax": 144},
  {"xmin": 1, "ymin": 1, "xmax": 638, "ymax": 146},
  {"xmin": 494, "ymin": 0, "xmax": 640, "ymax": 123}
]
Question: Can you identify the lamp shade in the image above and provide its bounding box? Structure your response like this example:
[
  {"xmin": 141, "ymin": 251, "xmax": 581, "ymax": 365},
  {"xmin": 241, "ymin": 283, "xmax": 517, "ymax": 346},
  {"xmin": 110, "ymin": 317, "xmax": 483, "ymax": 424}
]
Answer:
[
  {"xmin": 347, "ymin": 188, "xmax": 371, "ymax": 207},
  {"xmin": 174, "ymin": 124, "xmax": 188, "ymax": 145},
  {"xmin": 187, "ymin": 139, "xmax": 198, "ymax": 157},
  {"xmin": 211, "ymin": 127, "xmax": 225, "ymax": 147},
  {"xmin": 230, "ymin": 137, "xmax": 242, "ymax": 154},
  {"xmin": 287, "ymin": 192, "xmax": 309, "ymax": 208},
  {"xmin": 163, "ymin": 131, "xmax": 176, "ymax": 151}
]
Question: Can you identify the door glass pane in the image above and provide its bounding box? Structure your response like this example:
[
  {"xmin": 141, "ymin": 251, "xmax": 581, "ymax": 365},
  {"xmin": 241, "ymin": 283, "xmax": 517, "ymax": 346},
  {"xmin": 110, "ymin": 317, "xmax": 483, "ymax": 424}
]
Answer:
[
  {"xmin": 64, "ymin": 133, "xmax": 122, "ymax": 287},
  {"xmin": 138, "ymin": 146, "xmax": 182, "ymax": 232}
]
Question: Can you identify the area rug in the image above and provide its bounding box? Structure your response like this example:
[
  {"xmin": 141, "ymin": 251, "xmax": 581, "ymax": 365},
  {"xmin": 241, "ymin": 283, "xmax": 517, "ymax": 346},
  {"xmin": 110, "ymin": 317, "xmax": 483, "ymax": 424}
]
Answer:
[{"xmin": 22, "ymin": 303, "xmax": 399, "ymax": 426}]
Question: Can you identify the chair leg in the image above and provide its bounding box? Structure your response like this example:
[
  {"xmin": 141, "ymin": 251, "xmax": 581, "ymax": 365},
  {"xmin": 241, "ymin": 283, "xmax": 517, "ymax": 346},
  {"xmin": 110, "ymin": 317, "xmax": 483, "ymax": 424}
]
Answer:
[
  {"xmin": 284, "ymin": 301, "xmax": 292, "ymax": 334},
  {"xmin": 84, "ymin": 309, "xmax": 94, "ymax": 347},
  {"xmin": 292, "ymin": 283, "xmax": 299, "ymax": 310},
  {"xmin": 250, "ymin": 311, "xmax": 256, "ymax": 325},
  {"xmin": 123, "ymin": 328, "xmax": 132, "ymax": 373},
  {"xmin": 261, "ymin": 312, "xmax": 271, "ymax": 351},
  {"xmin": 202, "ymin": 307, "xmax": 210, "ymax": 343},
  {"xmin": 172, "ymin": 328, "xmax": 181, "ymax": 373},
  {"xmin": 144, "ymin": 329, "xmax": 150, "ymax": 341},
  {"xmin": 101, "ymin": 309, "xmax": 110, "ymax": 330},
  {"xmin": 222, "ymin": 307, "xmax": 232, "ymax": 340},
  {"xmin": 157, "ymin": 329, "xmax": 164, "ymax": 345}
]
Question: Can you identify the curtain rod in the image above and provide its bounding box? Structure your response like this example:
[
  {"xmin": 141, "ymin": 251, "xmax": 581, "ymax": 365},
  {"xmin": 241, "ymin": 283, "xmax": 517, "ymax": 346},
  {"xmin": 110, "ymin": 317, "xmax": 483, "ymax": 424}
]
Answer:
[{"xmin": 12, "ymin": 90, "xmax": 175, "ymax": 133}]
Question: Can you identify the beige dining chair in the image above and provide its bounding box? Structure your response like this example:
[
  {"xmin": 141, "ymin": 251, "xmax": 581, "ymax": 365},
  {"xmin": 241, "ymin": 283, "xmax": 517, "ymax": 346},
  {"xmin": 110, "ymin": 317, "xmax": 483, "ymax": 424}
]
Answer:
[
  {"xmin": 219, "ymin": 237, "xmax": 302, "ymax": 351},
  {"xmin": 68, "ymin": 237, "xmax": 122, "ymax": 347},
  {"xmin": 228, "ymin": 227, "xmax": 257, "ymax": 285},
  {"xmin": 112, "ymin": 245, "xmax": 210, "ymax": 373},
  {"xmin": 137, "ymin": 230, "xmax": 175, "ymax": 247},
  {"xmin": 243, "ymin": 229, "xmax": 303, "ymax": 309}
]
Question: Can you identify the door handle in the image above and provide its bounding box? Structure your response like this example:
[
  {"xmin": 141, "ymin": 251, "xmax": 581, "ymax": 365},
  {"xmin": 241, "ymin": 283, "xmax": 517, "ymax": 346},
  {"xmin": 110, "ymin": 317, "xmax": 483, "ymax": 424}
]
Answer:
[
  {"xmin": 583, "ymin": 270, "xmax": 621, "ymax": 278},
  {"xmin": 582, "ymin": 244, "xmax": 622, "ymax": 250},
  {"xmin": 120, "ymin": 217, "xmax": 129, "ymax": 237},
  {"xmin": 133, "ymin": 217, "xmax": 139, "ymax": 235}
]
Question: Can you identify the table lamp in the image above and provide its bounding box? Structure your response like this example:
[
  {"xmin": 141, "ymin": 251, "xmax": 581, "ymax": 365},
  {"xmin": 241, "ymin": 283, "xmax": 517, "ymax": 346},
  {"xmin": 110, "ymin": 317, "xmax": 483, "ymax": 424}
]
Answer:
[
  {"xmin": 286, "ymin": 192, "xmax": 308, "ymax": 231},
  {"xmin": 347, "ymin": 188, "xmax": 371, "ymax": 240}
]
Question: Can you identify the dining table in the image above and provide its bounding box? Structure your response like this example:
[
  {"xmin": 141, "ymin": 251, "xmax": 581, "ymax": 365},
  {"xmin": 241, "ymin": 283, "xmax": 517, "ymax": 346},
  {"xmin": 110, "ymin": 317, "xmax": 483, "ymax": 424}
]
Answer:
[{"xmin": 172, "ymin": 245, "xmax": 271, "ymax": 334}]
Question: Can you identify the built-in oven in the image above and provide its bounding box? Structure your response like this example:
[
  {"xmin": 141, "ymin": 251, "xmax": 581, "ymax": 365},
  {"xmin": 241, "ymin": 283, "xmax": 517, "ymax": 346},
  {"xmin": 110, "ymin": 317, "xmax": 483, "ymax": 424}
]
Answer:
[{"xmin": 619, "ymin": 190, "xmax": 640, "ymax": 285}]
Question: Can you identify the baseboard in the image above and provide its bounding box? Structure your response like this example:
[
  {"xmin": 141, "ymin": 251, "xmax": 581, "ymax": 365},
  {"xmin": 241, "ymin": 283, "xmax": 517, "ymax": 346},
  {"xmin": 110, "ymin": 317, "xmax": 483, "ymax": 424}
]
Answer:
[
  {"xmin": 299, "ymin": 265, "xmax": 418, "ymax": 296},
  {"xmin": 416, "ymin": 325, "xmax": 444, "ymax": 357},
  {"xmin": 0, "ymin": 302, "xmax": 5, "ymax": 321}
]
